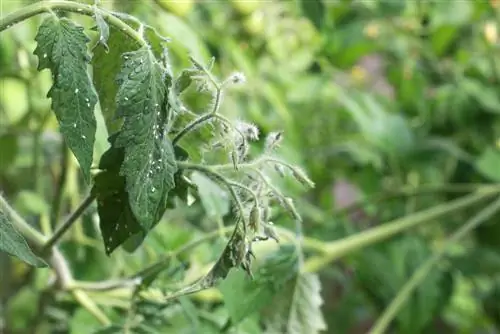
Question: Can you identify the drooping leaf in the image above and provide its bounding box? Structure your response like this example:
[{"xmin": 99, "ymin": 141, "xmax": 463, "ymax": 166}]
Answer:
[
  {"xmin": 34, "ymin": 16, "xmax": 98, "ymax": 182},
  {"xmin": 220, "ymin": 245, "xmax": 299, "ymax": 324},
  {"xmin": 164, "ymin": 219, "xmax": 250, "ymax": 301},
  {"xmin": 0, "ymin": 211, "xmax": 47, "ymax": 267},
  {"xmin": 92, "ymin": 26, "xmax": 139, "ymax": 134},
  {"xmin": 113, "ymin": 47, "xmax": 177, "ymax": 230},
  {"xmin": 92, "ymin": 8, "xmax": 110, "ymax": 52},
  {"xmin": 91, "ymin": 138, "xmax": 143, "ymax": 255},
  {"xmin": 191, "ymin": 171, "xmax": 230, "ymax": 220}
]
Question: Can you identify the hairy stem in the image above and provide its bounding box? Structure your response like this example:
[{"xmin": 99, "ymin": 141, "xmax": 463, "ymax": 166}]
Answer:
[
  {"xmin": 0, "ymin": 0, "xmax": 146, "ymax": 48},
  {"xmin": 303, "ymin": 189, "xmax": 499, "ymax": 273},
  {"xmin": 43, "ymin": 193, "xmax": 96, "ymax": 251},
  {"xmin": 369, "ymin": 195, "xmax": 500, "ymax": 334},
  {"xmin": 178, "ymin": 162, "xmax": 248, "ymax": 226}
]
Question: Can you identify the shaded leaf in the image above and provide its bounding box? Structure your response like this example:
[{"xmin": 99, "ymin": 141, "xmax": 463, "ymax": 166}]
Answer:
[
  {"xmin": 0, "ymin": 211, "xmax": 47, "ymax": 267},
  {"xmin": 191, "ymin": 171, "xmax": 230, "ymax": 220},
  {"xmin": 34, "ymin": 16, "xmax": 98, "ymax": 182},
  {"xmin": 91, "ymin": 140, "xmax": 143, "ymax": 255},
  {"xmin": 114, "ymin": 47, "xmax": 177, "ymax": 230},
  {"xmin": 92, "ymin": 8, "xmax": 110, "ymax": 52},
  {"xmin": 92, "ymin": 26, "xmax": 139, "ymax": 134}
]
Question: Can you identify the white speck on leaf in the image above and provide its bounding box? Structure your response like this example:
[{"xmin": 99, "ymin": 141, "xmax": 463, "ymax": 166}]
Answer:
[{"xmin": 74, "ymin": 88, "xmax": 79, "ymax": 94}]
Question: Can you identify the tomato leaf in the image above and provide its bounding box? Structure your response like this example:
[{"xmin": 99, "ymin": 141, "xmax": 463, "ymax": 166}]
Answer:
[
  {"xmin": 34, "ymin": 16, "xmax": 98, "ymax": 183},
  {"xmin": 112, "ymin": 47, "xmax": 177, "ymax": 230}
]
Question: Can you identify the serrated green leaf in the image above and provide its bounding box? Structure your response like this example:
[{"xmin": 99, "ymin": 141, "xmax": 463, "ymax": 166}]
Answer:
[
  {"xmin": 220, "ymin": 245, "xmax": 299, "ymax": 324},
  {"xmin": 113, "ymin": 47, "xmax": 177, "ymax": 230},
  {"xmin": 92, "ymin": 26, "xmax": 139, "ymax": 134},
  {"xmin": 263, "ymin": 272, "xmax": 326, "ymax": 334},
  {"xmin": 191, "ymin": 171, "xmax": 230, "ymax": 220},
  {"xmin": 34, "ymin": 16, "xmax": 98, "ymax": 182},
  {"xmin": 0, "ymin": 211, "xmax": 47, "ymax": 267}
]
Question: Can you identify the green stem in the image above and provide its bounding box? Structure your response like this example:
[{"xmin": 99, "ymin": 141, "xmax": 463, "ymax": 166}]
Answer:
[
  {"xmin": 178, "ymin": 162, "xmax": 248, "ymax": 226},
  {"xmin": 0, "ymin": 0, "xmax": 146, "ymax": 47},
  {"xmin": 322, "ymin": 183, "xmax": 498, "ymax": 222},
  {"xmin": 172, "ymin": 112, "xmax": 216, "ymax": 146},
  {"xmin": 304, "ymin": 189, "xmax": 498, "ymax": 273},
  {"xmin": 72, "ymin": 289, "xmax": 111, "ymax": 326},
  {"xmin": 43, "ymin": 193, "xmax": 95, "ymax": 251},
  {"xmin": 369, "ymin": 195, "xmax": 500, "ymax": 334}
]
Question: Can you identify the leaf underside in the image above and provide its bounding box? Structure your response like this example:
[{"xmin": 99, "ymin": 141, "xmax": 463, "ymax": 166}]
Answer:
[
  {"xmin": 92, "ymin": 26, "xmax": 139, "ymax": 134},
  {"xmin": 34, "ymin": 16, "xmax": 98, "ymax": 182},
  {"xmin": 0, "ymin": 211, "xmax": 47, "ymax": 267},
  {"xmin": 113, "ymin": 47, "xmax": 177, "ymax": 230},
  {"xmin": 91, "ymin": 136, "xmax": 143, "ymax": 255}
]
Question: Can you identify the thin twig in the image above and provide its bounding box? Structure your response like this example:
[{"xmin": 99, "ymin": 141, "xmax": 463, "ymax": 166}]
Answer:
[{"xmin": 43, "ymin": 193, "xmax": 95, "ymax": 251}]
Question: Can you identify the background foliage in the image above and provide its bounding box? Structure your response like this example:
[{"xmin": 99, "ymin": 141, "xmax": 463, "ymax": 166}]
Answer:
[{"xmin": 2, "ymin": 0, "xmax": 500, "ymax": 333}]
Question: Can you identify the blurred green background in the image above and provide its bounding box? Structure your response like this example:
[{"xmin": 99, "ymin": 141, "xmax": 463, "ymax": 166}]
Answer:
[{"xmin": 2, "ymin": 0, "xmax": 500, "ymax": 333}]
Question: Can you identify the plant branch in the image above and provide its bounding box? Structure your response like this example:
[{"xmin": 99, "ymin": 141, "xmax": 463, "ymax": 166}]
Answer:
[
  {"xmin": 71, "ymin": 289, "xmax": 111, "ymax": 326},
  {"xmin": 43, "ymin": 193, "xmax": 95, "ymax": 251},
  {"xmin": 0, "ymin": 194, "xmax": 109, "ymax": 324},
  {"xmin": 0, "ymin": 0, "xmax": 146, "ymax": 48},
  {"xmin": 369, "ymin": 195, "xmax": 500, "ymax": 334},
  {"xmin": 303, "ymin": 189, "xmax": 499, "ymax": 273},
  {"xmin": 178, "ymin": 162, "xmax": 248, "ymax": 226}
]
